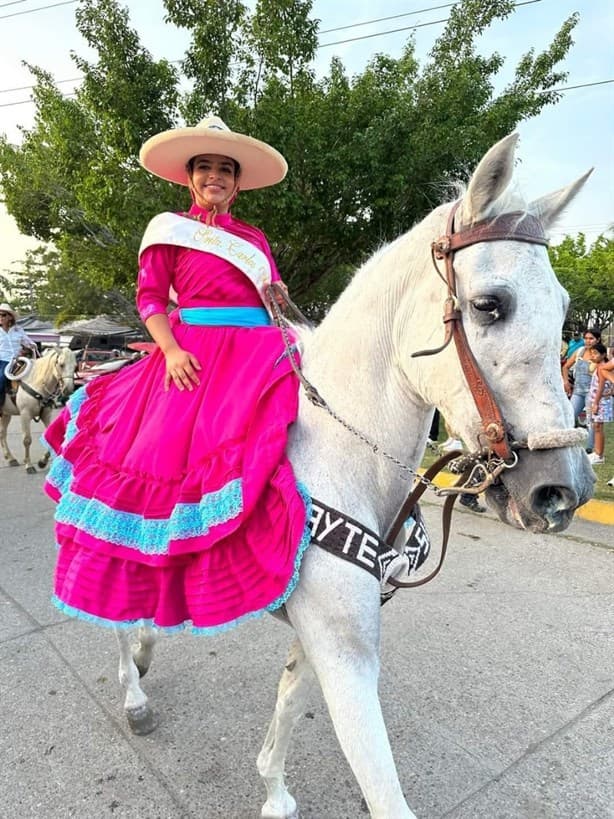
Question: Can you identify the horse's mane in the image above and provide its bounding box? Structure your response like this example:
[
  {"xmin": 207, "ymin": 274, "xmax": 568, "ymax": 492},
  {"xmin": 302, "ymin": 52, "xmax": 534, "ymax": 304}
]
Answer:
[
  {"xmin": 293, "ymin": 178, "xmax": 530, "ymax": 348},
  {"xmin": 35, "ymin": 349, "xmax": 61, "ymax": 380}
]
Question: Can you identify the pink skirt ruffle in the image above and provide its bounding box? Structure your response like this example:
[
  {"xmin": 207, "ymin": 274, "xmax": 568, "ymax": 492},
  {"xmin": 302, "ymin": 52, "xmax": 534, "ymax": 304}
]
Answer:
[{"xmin": 44, "ymin": 322, "xmax": 310, "ymax": 633}]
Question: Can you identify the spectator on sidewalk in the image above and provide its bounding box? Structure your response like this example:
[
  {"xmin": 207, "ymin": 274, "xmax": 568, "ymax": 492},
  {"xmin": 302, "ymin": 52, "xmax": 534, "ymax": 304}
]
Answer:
[{"xmin": 586, "ymin": 342, "xmax": 613, "ymax": 466}]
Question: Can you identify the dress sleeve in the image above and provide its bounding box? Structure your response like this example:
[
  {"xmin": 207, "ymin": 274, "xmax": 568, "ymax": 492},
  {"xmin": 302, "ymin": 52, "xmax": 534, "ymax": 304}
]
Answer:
[{"xmin": 136, "ymin": 244, "xmax": 177, "ymax": 322}]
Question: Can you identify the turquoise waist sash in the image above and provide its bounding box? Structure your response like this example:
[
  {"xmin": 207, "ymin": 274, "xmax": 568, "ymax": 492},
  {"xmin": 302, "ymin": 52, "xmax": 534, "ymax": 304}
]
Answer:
[{"xmin": 179, "ymin": 307, "xmax": 271, "ymax": 327}]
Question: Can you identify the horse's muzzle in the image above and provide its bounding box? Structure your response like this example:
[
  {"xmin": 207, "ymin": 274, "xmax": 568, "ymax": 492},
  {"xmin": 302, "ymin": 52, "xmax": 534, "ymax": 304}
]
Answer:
[{"xmin": 485, "ymin": 447, "xmax": 595, "ymax": 533}]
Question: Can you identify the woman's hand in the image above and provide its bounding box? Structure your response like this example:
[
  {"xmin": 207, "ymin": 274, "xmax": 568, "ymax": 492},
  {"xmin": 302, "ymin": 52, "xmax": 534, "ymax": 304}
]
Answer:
[
  {"xmin": 164, "ymin": 347, "xmax": 201, "ymax": 392},
  {"xmin": 270, "ymin": 281, "xmax": 289, "ymax": 309},
  {"xmin": 563, "ymin": 379, "xmax": 573, "ymax": 397}
]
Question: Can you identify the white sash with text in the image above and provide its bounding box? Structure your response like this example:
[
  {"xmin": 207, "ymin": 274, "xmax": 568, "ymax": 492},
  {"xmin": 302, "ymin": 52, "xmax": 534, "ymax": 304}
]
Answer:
[{"xmin": 139, "ymin": 212, "xmax": 273, "ymax": 308}]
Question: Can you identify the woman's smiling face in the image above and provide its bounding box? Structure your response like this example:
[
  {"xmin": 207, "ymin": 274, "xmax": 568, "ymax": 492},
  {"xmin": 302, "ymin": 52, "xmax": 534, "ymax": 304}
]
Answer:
[{"xmin": 187, "ymin": 154, "xmax": 239, "ymax": 212}]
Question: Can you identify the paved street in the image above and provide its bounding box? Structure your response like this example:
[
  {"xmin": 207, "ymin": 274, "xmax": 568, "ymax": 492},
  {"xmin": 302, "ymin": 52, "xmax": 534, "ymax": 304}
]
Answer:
[{"xmin": 1, "ymin": 422, "xmax": 613, "ymax": 819}]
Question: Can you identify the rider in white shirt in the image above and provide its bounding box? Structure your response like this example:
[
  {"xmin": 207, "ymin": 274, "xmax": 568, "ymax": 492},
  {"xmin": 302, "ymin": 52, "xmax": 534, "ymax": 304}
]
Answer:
[{"xmin": 0, "ymin": 303, "xmax": 37, "ymax": 405}]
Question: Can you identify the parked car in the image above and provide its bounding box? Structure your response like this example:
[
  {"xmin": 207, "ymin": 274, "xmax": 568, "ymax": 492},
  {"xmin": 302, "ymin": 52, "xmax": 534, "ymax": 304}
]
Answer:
[{"xmin": 74, "ymin": 348, "xmax": 139, "ymax": 387}]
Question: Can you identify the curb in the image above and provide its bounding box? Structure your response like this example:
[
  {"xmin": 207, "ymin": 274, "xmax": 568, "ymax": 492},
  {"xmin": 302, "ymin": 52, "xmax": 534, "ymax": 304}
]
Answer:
[{"xmin": 421, "ymin": 470, "xmax": 614, "ymax": 527}]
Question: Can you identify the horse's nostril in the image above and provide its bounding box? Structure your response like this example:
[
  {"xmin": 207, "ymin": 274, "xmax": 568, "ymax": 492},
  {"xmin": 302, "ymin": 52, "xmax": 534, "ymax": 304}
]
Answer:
[{"xmin": 531, "ymin": 484, "xmax": 577, "ymax": 529}]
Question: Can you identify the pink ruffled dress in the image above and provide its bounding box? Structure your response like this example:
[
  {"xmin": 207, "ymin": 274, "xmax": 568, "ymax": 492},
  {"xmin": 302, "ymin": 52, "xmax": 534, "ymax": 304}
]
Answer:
[{"xmin": 43, "ymin": 205, "xmax": 310, "ymax": 634}]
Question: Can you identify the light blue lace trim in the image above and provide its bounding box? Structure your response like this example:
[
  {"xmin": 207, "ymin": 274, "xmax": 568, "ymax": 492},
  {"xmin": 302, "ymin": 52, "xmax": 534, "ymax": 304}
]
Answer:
[
  {"xmin": 52, "ymin": 482, "xmax": 313, "ymax": 635},
  {"xmin": 48, "ymin": 379, "xmax": 244, "ymax": 552},
  {"xmin": 267, "ymin": 482, "xmax": 312, "ymax": 610},
  {"xmin": 52, "ymin": 596, "xmax": 187, "ymax": 634},
  {"xmin": 54, "ymin": 478, "xmax": 243, "ymax": 553},
  {"xmin": 67, "ymin": 384, "xmax": 87, "ymax": 408},
  {"xmin": 64, "ymin": 385, "xmax": 90, "ymax": 444},
  {"xmin": 47, "ymin": 453, "xmax": 72, "ymax": 492},
  {"xmin": 40, "ymin": 435, "xmax": 56, "ymax": 455},
  {"xmin": 41, "ymin": 387, "xmax": 89, "ymax": 456}
]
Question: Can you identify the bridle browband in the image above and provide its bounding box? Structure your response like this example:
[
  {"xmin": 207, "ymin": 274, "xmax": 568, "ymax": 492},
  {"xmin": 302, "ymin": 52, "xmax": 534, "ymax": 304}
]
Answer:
[{"xmin": 412, "ymin": 200, "xmax": 549, "ymax": 461}]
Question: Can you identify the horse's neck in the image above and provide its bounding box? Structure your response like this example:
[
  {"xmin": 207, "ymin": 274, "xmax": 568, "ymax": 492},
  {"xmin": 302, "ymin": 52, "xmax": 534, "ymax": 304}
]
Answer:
[
  {"xmin": 290, "ymin": 216, "xmax": 441, "ymax": 531},
  {"xmin": 27, "ymin": 355, "xmax": 58, "ymax": 393}
]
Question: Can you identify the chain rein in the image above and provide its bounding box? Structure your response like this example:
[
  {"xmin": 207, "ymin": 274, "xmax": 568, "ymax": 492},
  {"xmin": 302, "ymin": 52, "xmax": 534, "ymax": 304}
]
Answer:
[{"xmin": 267, "ymin": 288, "xmax": 446, "ymax": 492}]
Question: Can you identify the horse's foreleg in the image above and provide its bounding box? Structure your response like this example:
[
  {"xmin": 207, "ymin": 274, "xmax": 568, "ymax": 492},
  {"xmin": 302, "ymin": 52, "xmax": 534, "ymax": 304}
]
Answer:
[
  {"xmin": 287, "ymin": 566, "xmax": 417, "ymax": 819},
  {"xmin": 115, "ymin": 628, "xmax": 157, "ymax": 735},
  {"xmin": 19, "ymin": 412, "xmax": 35, "ymax": 473},
  {"xmin": 37, "ymin": 407, "xmax": 54, "ymax": 469},
  {"xmin": 0, "ymin": 412, "xmax": 19, "ymax": 466},
  {"xmin": 257, "ymin": 638, "xmax": 315, "ymax": 819},
  {"xmin": 132, "ymin": 625, "xmax": 157, "ymax": 678}
]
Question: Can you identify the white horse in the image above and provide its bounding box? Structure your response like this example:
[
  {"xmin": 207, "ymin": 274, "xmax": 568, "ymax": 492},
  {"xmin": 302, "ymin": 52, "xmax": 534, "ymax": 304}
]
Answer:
[
  {"xmin": 113, "ymin": 134, "xmax": 594, "ymax": 818},
  {"xmin": 1, "ymin": 347, "xmax": 77, "ymax": 473}
]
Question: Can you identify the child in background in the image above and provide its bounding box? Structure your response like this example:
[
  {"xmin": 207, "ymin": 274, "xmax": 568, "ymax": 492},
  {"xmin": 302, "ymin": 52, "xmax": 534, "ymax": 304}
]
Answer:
[{"xmin": 587, "ymin": 343, "xmax": 613, "ymax": 466}]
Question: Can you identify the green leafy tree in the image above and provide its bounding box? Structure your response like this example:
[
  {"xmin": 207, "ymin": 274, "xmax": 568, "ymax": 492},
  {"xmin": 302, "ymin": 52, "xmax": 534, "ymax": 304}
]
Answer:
[
  {"xmin": 2, "ymin": 245, "xmax": 121, "ymax": 323},
  {"xmin": 550, "ymin": 233, "xmax": 614, "ymax": 332},
  {"xmin": 0, "ymin": 0, "xmax": 581, "ymax": 321}
]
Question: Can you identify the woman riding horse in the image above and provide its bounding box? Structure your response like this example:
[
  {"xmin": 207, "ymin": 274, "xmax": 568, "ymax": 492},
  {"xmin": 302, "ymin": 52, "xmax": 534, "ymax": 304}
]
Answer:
[
  {"xmin": 0, "ymin": 303, "xmax": 37, "ymax": 407},
  {"xmin": 43, "ymin": 116, "xmax": 309, "ymax": 634}
]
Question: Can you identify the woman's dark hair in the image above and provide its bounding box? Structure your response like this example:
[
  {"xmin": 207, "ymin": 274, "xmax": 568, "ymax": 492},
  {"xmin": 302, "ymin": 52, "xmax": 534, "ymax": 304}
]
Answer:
[
  {"xmin": 592, "ymin": 342, "xmax": 608, "ymax": 357},
  {"xmin": 186, "ymin": 156, "xmax": 240, "ymax": 177},
  {"xmin": 584, "ymin": 327, "xmax": 602, "ymax": 340}
]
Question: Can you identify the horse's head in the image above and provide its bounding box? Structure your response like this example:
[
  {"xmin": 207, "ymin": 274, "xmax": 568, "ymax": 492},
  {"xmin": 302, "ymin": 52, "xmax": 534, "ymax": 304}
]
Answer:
[
  {"xmin": 56, "ymin": 348, "xmax": 78, "ymax": 397},
  {"xmin": 402, "ymin": 134, "xmax": 594, "ymax": 532}
]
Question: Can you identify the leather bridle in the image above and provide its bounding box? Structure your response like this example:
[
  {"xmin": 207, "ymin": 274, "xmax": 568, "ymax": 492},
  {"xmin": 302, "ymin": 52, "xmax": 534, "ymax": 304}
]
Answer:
[{"xmin": 412, "ymin": 200, "xmax": 549, "ymax": 461}]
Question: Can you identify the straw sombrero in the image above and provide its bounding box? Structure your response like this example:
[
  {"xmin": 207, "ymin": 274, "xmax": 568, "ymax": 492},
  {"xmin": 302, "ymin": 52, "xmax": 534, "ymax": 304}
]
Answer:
[
  {"xmin": 139, "ymin": 115, "xmax": 288, "ymax": 190},
  {"xmin": 0, "ymin": 303, "xmax": 16, "ymax": 320}
]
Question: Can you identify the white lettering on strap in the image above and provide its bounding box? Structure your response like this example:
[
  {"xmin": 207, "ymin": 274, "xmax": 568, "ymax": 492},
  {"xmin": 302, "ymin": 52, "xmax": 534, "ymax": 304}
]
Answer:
[
  {"xmin": 356, "ymin": 532, "xmax": 378, "ymax": 568},
  {"xmin": 316, "ymin": 511, "xmax": 344, "ymax": 542},
  {"xmin": 309, "ymin": 504, "xmax": 325, "ymax": 536},
  {"xmin": 342, "ymin": 522, "xmax": 362, "ymax": 554}
]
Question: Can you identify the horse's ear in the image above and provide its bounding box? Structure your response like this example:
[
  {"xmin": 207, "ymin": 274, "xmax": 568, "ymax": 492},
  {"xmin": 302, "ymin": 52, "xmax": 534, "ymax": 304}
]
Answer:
[
  {"xmin": 459, "ymin": 133, "xmax": 518, "ymax": 226},
  {"xmin": 528, "ymin": 169, "xmax": 593, "ymax": 229}
]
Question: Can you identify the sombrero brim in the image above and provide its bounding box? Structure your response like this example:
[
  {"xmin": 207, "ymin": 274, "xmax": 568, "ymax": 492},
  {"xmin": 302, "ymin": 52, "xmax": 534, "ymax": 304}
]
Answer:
[
  {"xmin": 139, "ymin": 127, "xmax": 288, "ymax": 190},
  {"xmin": 0, "ymin": 303, "xmax": 16, "ymax": 319}
]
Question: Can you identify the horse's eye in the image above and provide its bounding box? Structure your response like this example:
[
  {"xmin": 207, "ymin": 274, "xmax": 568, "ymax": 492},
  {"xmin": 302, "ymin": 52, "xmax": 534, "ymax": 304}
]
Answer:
[{"xmin": 470, "ymin": 296, "xmax": 504, "ymax": 324}]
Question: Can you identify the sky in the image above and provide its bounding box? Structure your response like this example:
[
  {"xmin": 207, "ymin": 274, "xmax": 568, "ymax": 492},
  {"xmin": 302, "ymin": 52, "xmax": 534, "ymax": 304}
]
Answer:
[{"xmin": 0, "ymin": 0, "xmax": 612, "ymax": 279}]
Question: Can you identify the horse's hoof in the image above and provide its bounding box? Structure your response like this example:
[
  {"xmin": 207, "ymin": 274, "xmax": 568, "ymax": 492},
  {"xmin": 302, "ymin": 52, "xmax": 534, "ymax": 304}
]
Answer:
[
  {"xmin": 37, "ymin": 459, "xmax": 49, "ymax": 469},
  {"xmin": 125, "ymin": 704, "xmax": 158, "ymax": 735},
  {"xmin": 262, "ymin": 813, "xmax": 298, "ymax": 819},
  {"xmin": 26, "ymin": 466, "xmax": 37, "ymax": 474},
  {"xmin": 8, "ymin": 459, "xmax": 19, "ymax": 467},
  {"xmin": 261, "ymin": 795, "xmax": 298, "ymax": 819}
]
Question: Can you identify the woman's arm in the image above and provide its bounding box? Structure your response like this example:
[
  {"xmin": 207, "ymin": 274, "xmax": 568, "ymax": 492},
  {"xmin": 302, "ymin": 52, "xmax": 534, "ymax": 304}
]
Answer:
[
  {"xmin": 144, "ymin": 313, "xmax": 200, "ymax": 392},
  {"xmin": 17, "ymin": 328, "xmax": 36, "ymax": 350},
  {"xmin": 137, "ymin": 243, "xmax": 200, "ymax": 392},
  {"xmin": 561, "ymin": 350, "xmax": 578, "ymax": 395},
  {"xmin": 592, "ymin": 360, "xmax": 614, "ymax": 408}
]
